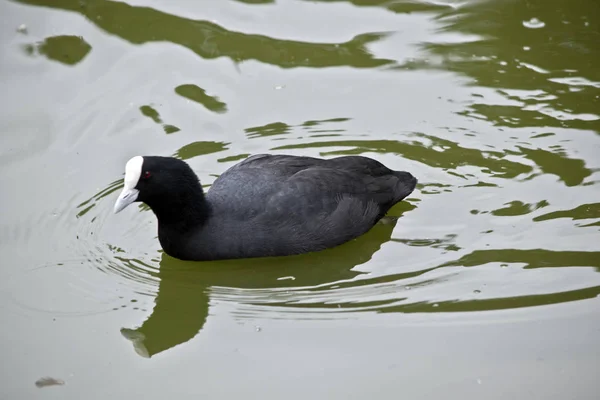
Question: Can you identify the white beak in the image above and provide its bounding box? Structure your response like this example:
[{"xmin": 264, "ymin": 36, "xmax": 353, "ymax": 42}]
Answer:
[{"xmin": 114, "ymin": 188, "xmax": 139, "ymax": 213}]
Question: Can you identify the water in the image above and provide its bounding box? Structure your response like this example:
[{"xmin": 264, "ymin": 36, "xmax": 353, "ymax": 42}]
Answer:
[{"xmin": 1, "ymin": 0, "xmax": 599, "ymax": 398}]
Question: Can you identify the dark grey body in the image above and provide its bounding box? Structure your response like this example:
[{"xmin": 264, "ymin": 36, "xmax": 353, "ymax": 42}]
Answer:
[{"xmin": 135, "ymin": 154, "xmax": 417, "ymax": 261}]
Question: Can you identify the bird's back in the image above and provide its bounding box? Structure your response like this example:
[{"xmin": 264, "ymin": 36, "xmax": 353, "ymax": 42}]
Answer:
[{"xmin": 194, "ymin": 154, "xmax": 417, "ymax": 259}]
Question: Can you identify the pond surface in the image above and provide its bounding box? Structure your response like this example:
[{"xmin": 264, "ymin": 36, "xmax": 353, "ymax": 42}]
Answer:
[{"xmin": 1, "ymin": 0, "xmax": 599, "ymax": 398}]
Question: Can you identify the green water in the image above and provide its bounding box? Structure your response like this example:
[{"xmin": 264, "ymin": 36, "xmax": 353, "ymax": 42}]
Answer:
[{"xmin": 1, "ymin": 0, "xmax": 599, "ymax": 398}]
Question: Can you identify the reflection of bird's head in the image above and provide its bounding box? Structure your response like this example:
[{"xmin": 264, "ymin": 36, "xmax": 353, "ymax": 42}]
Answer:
[
  {"xmin": 120, "ymin": 329, "xmax": 149, "ymax": 358},
  {"xmin": 119, "ymin": 219, "xmax": 399, "ymax": 358}
]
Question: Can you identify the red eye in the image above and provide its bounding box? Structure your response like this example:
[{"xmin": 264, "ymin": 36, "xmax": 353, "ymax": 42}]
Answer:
[{"xmin": 143, "ymin": 171, "xmax": 151, "ymax": 179}]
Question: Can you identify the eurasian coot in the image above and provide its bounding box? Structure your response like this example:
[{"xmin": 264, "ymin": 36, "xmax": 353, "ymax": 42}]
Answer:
[{"xmin": 114, "ymin": 154, "xmax": 417, "ymax": 261}]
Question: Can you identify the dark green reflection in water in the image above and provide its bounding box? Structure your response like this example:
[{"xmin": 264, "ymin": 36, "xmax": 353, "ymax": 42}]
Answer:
[
  {"xmin": 246, "ymin": 118, "xmax": 350, "ymax": 139},
  {"xmin": 163, "ymin": 125, "xmax": 180, "ymax": 134},
  {"xmin": 245, "ymin": 122, "xmax": 292, "ymax": 139},
  {"xmin": 517, "ymin": 146, "xmax": 592, "ymax": 186},
  {"xmin": 139, "ymin": 105, "xmax": 161, "ymax": 123},
  {"xmin": 491, "ymin": 200, "xmax": 549, "ymax": 217},
  {"xmin": 139, "ymin": 105, "xmax": 181, "ymax": 134},
  {"xmin": 120, "ymin": 218, "xmax": 398, "ymax": 357},
  {"xmin": 15, "ymin": 0, "xmax": 392, "ymax": 69},
  {"xmin": 440, "ymin": 249, "xmax": 600, "ymax": 270},
  {"xmin": 174, "ymin": 85, "xmax": 228, "ymax": 114},
  {"xmin": 391, "ymin": 233, "xmax": 460, "ymax": 251},
  {"xmin": 217, "ymin": 153, "xmax": 251, "ymax": 163},
  {"xmin": 217, "ymin": 153, "xmax": 250, "ymax": 162},
  {"xmin": 380, "ymin": 285, "xmax": 600, "ymax": 314},
  {"xmin": 534, "ymin": 203, "xmax": 600, "ymax": 222},
  {"xmin": 174, "ymin": 141, "xmax": 230, "ymax": 160},
  {"xmin": 306, "ymin": 0, "xmax": 454, "ymax": 14},
  {"xmin": 24, "ymin": 35, "xmax": 91, "ymax": 65},
  {"xmin": 414, "ymin": 0, "xmax": 600, "ymax": 131},
  {"xmin": 266, "ymin": 248, "xmax": 600, "ymax": 313}
]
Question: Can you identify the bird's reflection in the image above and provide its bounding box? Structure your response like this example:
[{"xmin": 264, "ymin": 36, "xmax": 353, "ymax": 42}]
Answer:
[{"xmin": 120, "ymin": 217, "xmax": 400, "ymax": 357}]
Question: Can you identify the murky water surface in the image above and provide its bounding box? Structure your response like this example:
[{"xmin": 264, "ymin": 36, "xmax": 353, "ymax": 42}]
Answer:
[{"xmin": 1, "ymin": 0, "xmax": 599, "ymax": 398}]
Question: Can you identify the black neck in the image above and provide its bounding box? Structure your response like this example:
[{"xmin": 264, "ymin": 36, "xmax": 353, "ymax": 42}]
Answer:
[{"xmin": 146, "ymin": 184, "xmax": 209, "ymax": 232}]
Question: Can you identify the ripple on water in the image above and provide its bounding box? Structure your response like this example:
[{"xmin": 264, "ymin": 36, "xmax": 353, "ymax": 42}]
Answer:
[
  {"xmin": 211, "ymin": 253, "xmax": 600, "ymax": 322},
  {"xmin": 3, "ymin": 182, "xmax": 161, "ymax": 317}
]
